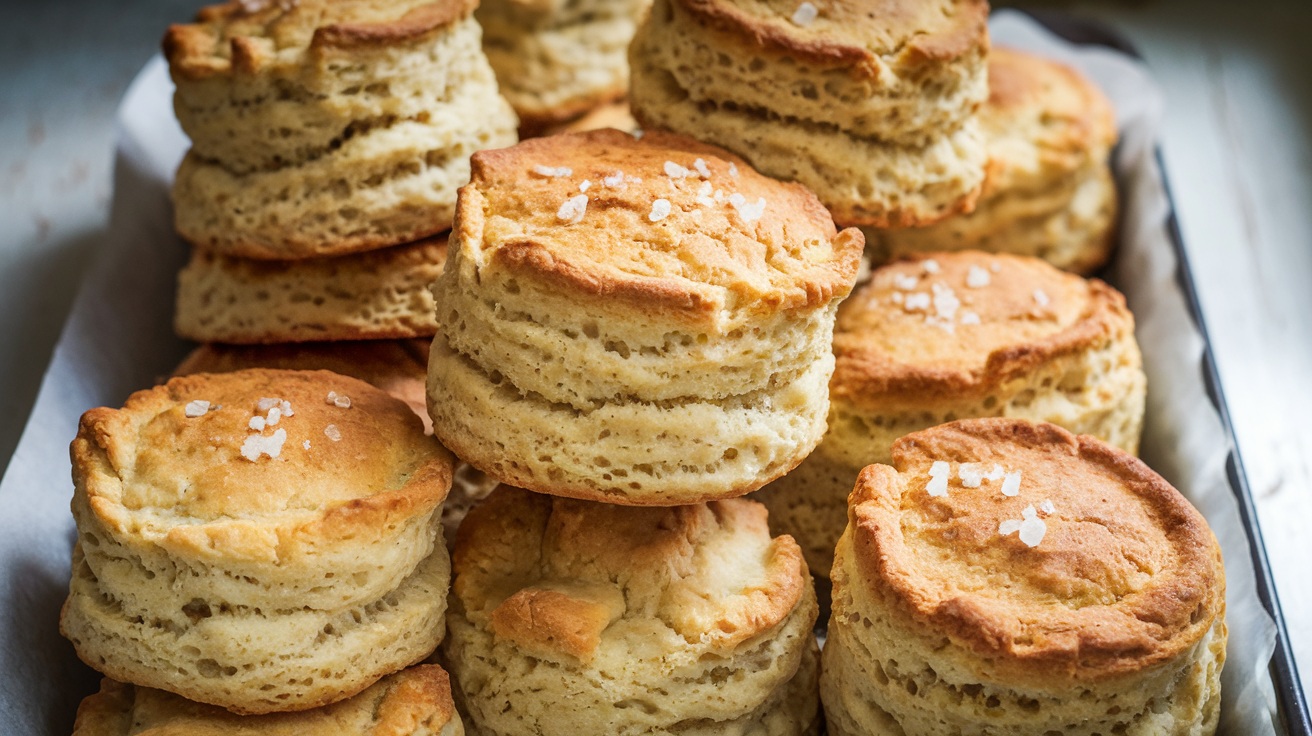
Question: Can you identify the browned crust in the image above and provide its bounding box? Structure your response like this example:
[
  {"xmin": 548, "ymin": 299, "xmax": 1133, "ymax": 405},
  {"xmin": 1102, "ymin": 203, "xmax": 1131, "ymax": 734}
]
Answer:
[
  {"xmin": 830, "ymin": 254, "xmax": 1133, "ymax": 412},
  {"xmin": 987, "ymin": 47, "xmax": 1119, "ymax": 160},
  {"xmin": 164, "ymin": 0, "xmax": 479, "ymax": 79},
  {"xmin": 830, "ymin": 180, "xmax": 984, "ymax": 230},
  {"xmin": 460, "ymin": 128, "xmax": 863, "ymax": 318},
  {"xmin": 516, "ymin": 87, "xmax": 631, "ymax": 138},
  {"xmin": 671, "ymin": 0, "xmax": 989, "ymax": 77},
  {"xmin": 71, "ymin": 369, "xmax": 452, "ymax": 562},
  {"xmin": 848, "ymin": 418, "xmax": 1225, "ymax": 681},
  {"xmin": 71, "ymin": 666, "xmax": 457, "ymax": 733}
]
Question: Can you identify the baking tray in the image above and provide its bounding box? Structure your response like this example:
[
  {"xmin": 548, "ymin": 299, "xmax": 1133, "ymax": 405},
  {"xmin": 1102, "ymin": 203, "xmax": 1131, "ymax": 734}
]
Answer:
[
  {"xmin": 1030, "ymin": 10, "xmax": 1310, "ymax": 735},
  {"xmin": 0, "ymin": 9, "xmax": 1305, "ymax": 735}
]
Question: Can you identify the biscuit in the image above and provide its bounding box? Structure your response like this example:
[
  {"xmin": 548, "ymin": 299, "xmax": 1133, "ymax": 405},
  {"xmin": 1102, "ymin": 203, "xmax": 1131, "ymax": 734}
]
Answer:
[
  {"xmin": 425, "ymin": 129, "xmax": 863, "ymax": 504},
  {"xmin": 165, "ymin": 0, "xmax": 518, "ymax": 259},
  {"xmin": 755, "ymin": 251, "xmax": 1145, "ymax": 577},
  {"xmin": 61, "ymin": 370, "xmax": 454, "ymax": 714},
  {"xmin": 821, "ymin": 419, "xmax": 1226, "ymax": 735},
  {"xmin": 539, "ymin": 99, "xmax": 639, "ymax": 137},
  {"xmin": 175, "ymin": 234, "xmax": 447, "ymax": 345},
  {"xmin": 629, "ymin": 0, "xmax": 989, "ymax": 226},
  {"xmin": 443, "ymin": 487, "xmax": 820, "ymax": 735},
  {"xmin": 479, "ymin": 0, "xmax": 651, "ymax": 132},
  {"xmin": 73, "ymin": 665, "xmax": 463, "ymax": 735},
  {"xmin": 175, "ymin": 339, "xmax": 433, "ymax": 432},
  {"xmin": 871, "ymin": 48, "xmax": 1121, "ymax": 274}
]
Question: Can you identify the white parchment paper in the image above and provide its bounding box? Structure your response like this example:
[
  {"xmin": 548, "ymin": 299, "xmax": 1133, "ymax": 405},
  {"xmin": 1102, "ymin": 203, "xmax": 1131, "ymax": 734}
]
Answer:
[{"xmin": 0, "ymin": 11, "xmax": 1281, "ymax": 734}]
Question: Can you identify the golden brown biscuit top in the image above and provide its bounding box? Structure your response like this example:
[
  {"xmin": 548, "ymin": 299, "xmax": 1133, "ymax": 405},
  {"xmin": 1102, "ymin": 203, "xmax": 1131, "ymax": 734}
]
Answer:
[
  {"xmin": 672, "ymin": 0, "xmax": 988, "ymax": 75},
  {"xmin": 164, "ymin": 0, "xmax": 479, "ymax": 78},
  {"xmin": 848, "ymin": 419, "xmax": 1224, "ymax": 680},
  {"xmin": 73, "ymin": 369, "xmax": 452, "ymax": 561},
  {"xmin": 453, "ymin": 486, "xmax": 808, "ymax": 663},
  {"xmin": 73, "ymin": 666, "xmax": 458, "ymax": 735},
  {"xmin": 832, "ymin": 252, "xmax": 1132, "ymax": 409},
  {"xmin": 455, "ymin": 129, "xmax": 863, "ymax": 321},
  {"xmin": 174, "ymin": 339, "xmax": 432, "ymax": 433},
  {"xmin": 983, "ymin": 48, "xmax": 1119, "ymax": 192}
]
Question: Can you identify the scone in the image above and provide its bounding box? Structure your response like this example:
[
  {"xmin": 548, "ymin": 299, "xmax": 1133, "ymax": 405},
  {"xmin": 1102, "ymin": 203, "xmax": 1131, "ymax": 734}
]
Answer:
[
  {"xmin": 73, "ymin": 665, "xmax": 464, "ymax": 735},
  {"xmin": 444, "ymin": 486, "xmax": 821, "ymax": 735},
  {"xmin": 61, "ymin": 370, "xmax": 454, "ymax": 714},
  {"xmin": 629, "ymin": 0, "xmax": 989, "ymax": 226},
  {"xmin": 426, "ymin": 129, "xmax": 863, "ymax": 504},
  {"xmin": 821, "ymin": 419, "xmax": 1226, "ymax": 735},
  {"xmin": 174, "ymin": 339, "xmax": 433, "ymax": 431},
  {"xmin": 478, "ymin": 0, "xmax": 651, "ymax": 132},
  {"xmin": 871, "ymin": 48, "xmax": 1121, "ymax": 274},
  {"xmin": 755, "ymin": 251, "xmax": 1145, "ymax": 577},
  {"xmin": 165, "ymin": 0, "xmax": 517, "ymax": 259},
  {"xmin": 539, "ymin": 99, "xmax": 639, "ymax": 137},
  {"xmin": 174, "ymin": 234, "xmax": 448, "ymax": 344}
]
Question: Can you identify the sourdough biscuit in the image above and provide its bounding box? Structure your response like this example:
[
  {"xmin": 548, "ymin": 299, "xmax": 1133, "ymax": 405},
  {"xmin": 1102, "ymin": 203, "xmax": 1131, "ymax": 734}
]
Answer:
[
  {"xmin": 444, "ymin": 487, "xmax": 820, "ymax": 735},
  {"xmin": 73, "ymin": 665, "xmax": 463, "ymax": 735},
  {"xmin": 426, "ymin": 129, "xmax": 864, "ymax": 504},
  {"xmin": 479, "ymin": 0, "xmax": 651, "ymax": 132},
  {"xmin": 871, "ymin": 48, "xmax": 1121, "ymax": 274},
  {"xmin": 165, "ymin": 0, "xmax": 518, "ymax": 259},
  {"xmin": 175, "ymin": 339, "xmax": 432, "ymax": 431},
  {"xmin": 629, "ymin": 0, "xmax": 989, "ymax": 226},
  {"xmin": 61, "ymin": 370, "xmax": 454, "ymax": 714},
  {"xmin": 755, "ymin": 251, "xmax": 1145, "ymax": 576},
  {"xmin": 821, "ymin": 419, "xmax": 1226, "ymax": 735},
  {"xmin": 175, "ymin": 234, "xmax": 447, "ymax": 344}
]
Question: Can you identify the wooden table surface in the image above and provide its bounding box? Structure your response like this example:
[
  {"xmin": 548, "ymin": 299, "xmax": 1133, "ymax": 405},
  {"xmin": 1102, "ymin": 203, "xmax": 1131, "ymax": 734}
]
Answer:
[{"xmin": 2, "ymin": 0, "xmax": 1309, "ymax": 711}]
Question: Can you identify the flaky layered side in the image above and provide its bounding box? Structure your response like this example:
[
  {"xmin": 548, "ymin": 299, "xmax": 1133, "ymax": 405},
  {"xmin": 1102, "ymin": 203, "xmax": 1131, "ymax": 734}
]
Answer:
[
  {"xmin": 73, "ymin": 666, "xmax": 464, "ymax": 736},
  {"xmin": 175, "ymin": 235, "xmax": 447, "ymax": 344},
  {"xmin": 479, "ymin": 0, "xmax": 651, "ymax": 131},
  {"xmin": 872, "ymin": 48, "xmax": 1121, "ymax": 273},
  {"xmin": 820, "ymin": 420, "xmax": 1226, "ymax": 735},
  {"xmin": 755, "ymin": 252, "xmax": 1146, "ymax": 576},
  {"xmin": 629, "ymin": 0, "xmax": 989, "ymax": 226},
  {"xmin": 61, "ymin": 370, "xmax": 454, "ymax": 714},
  {"xmin": 443, "ymin": 488, "xmax": 820, "ymax": 735},
  {"xmin": 426, "ymin": 129, "xmax": 862, "ymax": 503}
]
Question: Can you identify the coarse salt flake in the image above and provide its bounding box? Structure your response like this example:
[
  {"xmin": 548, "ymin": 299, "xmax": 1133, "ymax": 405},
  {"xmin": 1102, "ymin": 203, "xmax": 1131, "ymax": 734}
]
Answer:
[
  {"xmin": 790, "ymin": 1, "xmax": 819, "ymax": 26},
  {"xmin": 693, "ymin": 158, "xmax": 712, "ymax": 178},
  {"xmin": 922, "ymin": 259, "xmax": 941, "ymax": 274},
  {"xmin": 904, "ymin": 292, "xmax": 931, "ymax": 311},
  {"xmin": 999, "ymin": 504, "xmax": 1046, "ymax": 547},
  {"xmin": 532, "ymin": 164, "xmax": 572, "ymax": 178},
  {"xmin": 664, "ymin": 161, "xmax": 691, "ymax": 179},
  {"xmin": 891, "ymin": 292, "xmax": 904, "ymax": 304},
  {"xmin": 280, "ymin": 400, "xmax": 294, "ymax": 417},
  {"xmin": 649, "ymin": 199, "xmax": 672, "ymax": 222},
  {"xmin": 1034, "ymin": 289, "xmax": 1051, "ymax": 307},
  {"xmin": 324, "ymin": 424, "xmax": 342, "ymax": 442},
  {"xmin": 184, "ymin": 400, "xmax": 210, "ymax": 417},
  {"xmin": 266, "ymin": 406, "xmax": 282, "ymax": 426},
  {"xmin": 927, "ymin": 460, "xmax": 951, "ymax": 497},
  {"xmin": 603, "ymin": 172, "xmax": 625, "ymax": 187},
  {"xmin": 966, "ymin": 265, "xmax": 991, "ymax": 288},
  {"xmin": 959, "ymin": 463, "xmax": 985, "ymax": 488},
  {"xmin": 695, "ymin": 181, "xmax": 715, "ymax": 206},
  {"xmin": 728, "ymin": 162, "xmax": 739, "ymax": 178},
  {"xmin": 249, "ymin": 416, "xmax": 266, "ymax": 431},
  {"xmin": 984, "ymin": 464, "xmax": 1004, "ymax": 481},
  {"xmin": 578, "ymin": 180, "xmax": 591, "ymax": 192},
  {"xmin": 557, "ymin": 194, "xmax": 588, "ymax": 224},
  {"xmin": 326, "ymin": 391, "xmax": 351, "ymax": 409},
  {"xmin": 893, "ymin": 274, "xmax": 919, "ymax": 291},
  {"xmin": 1001, "ymin": 471, "xmax": 1022, "ymax": 497},
  {"xmin": 256, "ymin": 397, "xmax": 280, "ymax": 412},
  {"xmin": 303, "ymin": 440, "xmax": 312, "ymax": 450},
  {"xmin": 240, "ymin": 428, "xmax": 287, "ymax": 461},
  {"xmin": 932, "ymin": 282, "xmax": 960, "ymax": 322},
  {"xmin": 731, "ymin": 194, "xmax": 767, "ymax": 222},
  {"xmin": 1039, "ymin": 499, "xmax": 1056, "ymax": 515},
  {"xmin": 960, "ymin": 311, "xmax": 981, "ymax": 325}
]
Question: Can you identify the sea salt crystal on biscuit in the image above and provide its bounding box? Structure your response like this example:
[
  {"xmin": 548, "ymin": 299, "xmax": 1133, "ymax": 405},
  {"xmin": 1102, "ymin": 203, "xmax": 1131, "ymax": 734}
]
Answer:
[
  {"xmin": 728, "ymin": 162, "xmax": 739, "ymax": 178},
  {"xmin": 533, "ymin": 165, "xmax": 572, "ymax": 178},
  {"xmin": 1034, "ymin": 289, "xmax": 1051, "ymax": 307},
  {"xmin": 184, "ymin": 400, "xmax": 210, "ymax": 417},
  {"xmin": 984, "ymin": 464, "xmax": 1004, "ymax": 481},
  {"xmin": 790, "ymin": 1, "xmax": 819, "ymax": 26},
  {"xmin": 1039, "ymin": 499, "xmax": 1056, "ymax": 515},
  {"xmin": 932, "ymin": 282, "xmax": 960, "ymax": 321},
  {"xmin": 927, "ymin": 461, "xmax": 950, "ymax": 497},
  {"xmin": 557, "ymin": 195, "xmax": 588, "ymax": 224},
  {"xmin": 303, "ymin": 440, "xmax": 311, "ymax": 450},
  {"xmin": 280, "ymin": 400, "xmax": 293, "ymax": 417},
  {"xmin": 1002, "ymin": 471, "xmax": 1022, "ymax": 497},
  {"xmin": 960, "ymin": 311, "xmax": 981, "ymax": 325},
  {"xmin": 695, "ymin": 181, "xmax": 715, "ymax": 206},
  {"xmin": 893, "ymin": 274, "xmax": 919, "ymax": 291},
  {"xmin": 649, "ymin": 199, "xmax": 672, "ymax": 222},
  {"xmin": 256, "ymin": 397, "xmax": 280, "ymax": 412},
  {"xmin": 693, "ymin": 158, "xmax": 712, "ymax": 178},
  {"xmin": 904, "ymin": 292, "xmax": 930, "ymax": 311},
  {"xmin": 922, "ymin": 259, "xmax": 941, "ymax": 274},
  {"xmin": 249, "ymin": 416, "xmax": 266, "ymax": 431},
  {"xmin": 324, "ymin": 424, "xmax": 342, "ymax": 442},
  {"xmin": 959, "ymin": 463, "xmax": 984, "ymax": 488},
  {"xmin": 578, "ymin": 180, "xmax": 591, "ymax": 192},
  {"xmin": 326, "ymin": 391, "xmax": 351, "ymax": 409},
  {"xmin": 966, "ymin": 266, "xmax": 991, "ymax": 288},
  {"xmin": 1000, "ymin": 505, "xmax": 1047, "ymax": 547},
  {"xmin": 266, "ymin": 407, "xmax": 282, "ymax": 425},
  {"xmin": 729, "ymin": 193, "xmax": 766, "ymax": 222},
  {"xmin": 603, "ymin": 172, "xmax": 624, "ymax": 188},
  {"xmin": 664, "ymin": 161, "xmax": 691, "ymax": 179},
  {"xmin": 240, "ymin": 428, "xmax": 287, "ymax": 461}
]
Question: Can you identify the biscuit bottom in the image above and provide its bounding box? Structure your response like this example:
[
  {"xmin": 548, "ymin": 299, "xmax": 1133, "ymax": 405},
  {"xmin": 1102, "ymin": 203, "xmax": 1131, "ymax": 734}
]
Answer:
[
  {"xmin": 426, "ymin": 334, "xmax": 831, "ymax": 505},
  {"xmin": 61, "ymin": 542, "xmax": 451, "ymax": 715},
  {"xmin": 820, "ymin": 535, "xmax": 1225, "ymax": 736},
  {"xmin": 445, "ymin": 587, "xmax": 821, "ymax": 736},
  {"xmin": 629, "ymin": 57, "xmax": 987, "ymax": 229}
]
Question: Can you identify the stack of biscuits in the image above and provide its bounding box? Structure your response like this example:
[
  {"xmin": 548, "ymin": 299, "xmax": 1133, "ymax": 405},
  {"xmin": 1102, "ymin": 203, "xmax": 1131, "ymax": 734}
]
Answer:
[
  {"xmin": 53, "ymin": 1, "xmax": 1235, "ymax": 734},
  {"xmin": 165, "ymin": 0, "xmax": 518, "ymax": 345}
]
